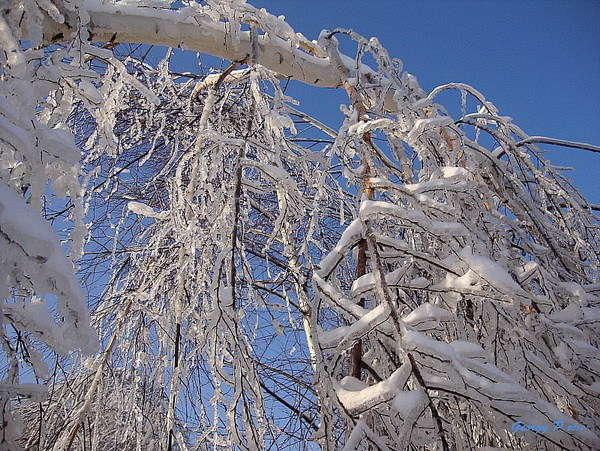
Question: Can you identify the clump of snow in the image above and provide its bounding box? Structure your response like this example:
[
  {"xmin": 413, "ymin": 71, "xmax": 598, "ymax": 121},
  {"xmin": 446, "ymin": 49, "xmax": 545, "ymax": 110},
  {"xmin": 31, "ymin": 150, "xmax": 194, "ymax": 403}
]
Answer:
[
  {"xmin": 336, "ymin": 363, "xmax": 411, "ymax": 415},
  {"xmin": 403, "ymin": 302, "xmax": 454, "ymax": 331},
  {"xmin": 458, "ymin": 246, "xmax": 526, "ymax": 298},
  {"xmin": 128, "ymin": 201, "xmax": 168, "ymax": 219},
  {"xmin": 407, "ymin": 117, "xmax": 453, "ymax": 143}
]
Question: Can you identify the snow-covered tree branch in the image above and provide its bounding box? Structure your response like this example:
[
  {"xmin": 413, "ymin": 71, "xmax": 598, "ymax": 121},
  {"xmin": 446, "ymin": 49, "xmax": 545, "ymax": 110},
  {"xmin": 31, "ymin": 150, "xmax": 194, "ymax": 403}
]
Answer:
[{"xmin": 2, "ymin": 0, "xmax": 598, "ymax": 449}]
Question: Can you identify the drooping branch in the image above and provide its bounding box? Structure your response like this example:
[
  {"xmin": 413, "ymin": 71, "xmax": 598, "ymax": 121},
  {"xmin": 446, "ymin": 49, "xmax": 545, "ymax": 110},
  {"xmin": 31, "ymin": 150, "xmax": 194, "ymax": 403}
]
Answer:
[{"xmin": 7, "ymin": 1, "xmax": 599, "ymax": 450}]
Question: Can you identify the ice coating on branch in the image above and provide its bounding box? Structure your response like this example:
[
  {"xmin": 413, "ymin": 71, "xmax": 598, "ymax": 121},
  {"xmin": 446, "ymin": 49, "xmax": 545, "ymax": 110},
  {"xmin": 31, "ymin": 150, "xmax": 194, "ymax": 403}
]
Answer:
[
  {"xmin": 4, "ymin": 1, "xmax": 598, "ymax": 449},
  {"xmin": 311, "ymin": 20, "xmax": 599, "ymax": 450},
  {"xmin": 360, "ymin": 200, "xmax": 467, "ymax": 236},
  {"xmin": 0, "ymin": 1, "xmax": 121, "ymax": 443},
  {"xmin": 3, "ymin": 299, "xmax": 80, "ymax": 355},
  {"xmin": 128, "ymin": 201, "xmax": 168, "ymax": 219},
  {"xmin": 407, "ymin": 117, "xmax": 453, "ymax": 143}
]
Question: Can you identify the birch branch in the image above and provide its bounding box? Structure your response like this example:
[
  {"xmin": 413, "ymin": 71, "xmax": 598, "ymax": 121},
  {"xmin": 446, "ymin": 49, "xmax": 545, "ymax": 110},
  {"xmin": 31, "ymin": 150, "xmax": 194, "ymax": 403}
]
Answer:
[{"xmin": 41, "ymin": 2, "xmax": 402, "ymax": 110}]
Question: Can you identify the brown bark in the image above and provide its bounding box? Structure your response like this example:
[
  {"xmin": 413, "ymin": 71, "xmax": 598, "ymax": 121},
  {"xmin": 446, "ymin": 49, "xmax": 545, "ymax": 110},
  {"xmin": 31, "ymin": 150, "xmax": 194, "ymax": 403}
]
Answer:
[{"xmin": 350, "ymin": 164, "xmax": 373, "ymax": 381}]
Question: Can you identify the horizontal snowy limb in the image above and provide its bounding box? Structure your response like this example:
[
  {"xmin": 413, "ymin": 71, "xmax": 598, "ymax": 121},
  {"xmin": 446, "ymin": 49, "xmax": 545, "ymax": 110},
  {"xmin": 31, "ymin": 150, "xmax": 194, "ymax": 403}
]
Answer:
[
  {"xmin": 360, "ymin": 200, "xmax": 467, "ymax": 236},
  {"xmin": 43, "ymin": 3, "xmax": 336, "ymax": 84},
  {"xmin": 40, "ymin": 2, "xmax": 404, "ymax": 110}
]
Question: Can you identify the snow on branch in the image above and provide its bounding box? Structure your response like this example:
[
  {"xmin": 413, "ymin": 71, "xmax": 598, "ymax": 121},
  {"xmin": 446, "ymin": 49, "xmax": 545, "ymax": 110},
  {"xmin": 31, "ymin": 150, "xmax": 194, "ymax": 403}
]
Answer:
[
  {"xmin": 2, "ymin": 0, "xmax": 598, "ymax": 449},
  {"xmin": 0, "ymin": 182, "xmax": 97, "ymax": 352}
]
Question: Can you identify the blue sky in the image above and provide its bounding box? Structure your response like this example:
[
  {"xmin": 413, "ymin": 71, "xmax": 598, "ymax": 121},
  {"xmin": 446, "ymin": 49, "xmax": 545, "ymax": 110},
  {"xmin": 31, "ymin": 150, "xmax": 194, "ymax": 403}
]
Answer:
[{"xmin": 245, "ymin": 0, "xmax": 600, "ymax": 203}]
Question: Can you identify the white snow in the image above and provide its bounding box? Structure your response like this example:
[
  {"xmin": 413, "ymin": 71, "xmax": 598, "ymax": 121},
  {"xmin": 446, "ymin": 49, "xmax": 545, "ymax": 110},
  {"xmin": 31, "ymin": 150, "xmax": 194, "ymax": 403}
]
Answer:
[
  {"xmin": 407, "ymin": 117, "xmax": 453, "ymax": 143},
  {"xmin": 316, "ymin": 218, "xmax": 363, "ymax": 278},
  {"xmin": 336, "ymin": 363, "xmax": 411, "ymax": 415},
  {"xmin": 458, "ymin": 246, "xmax": 526, "ymax": 298},
  {"xmin": 402, "ymin": 303, "xmax": 454, "ymax": 331},
  {"xmin": 128, "ymin": 201, "xmax": 168, "ymax": 219},
  {"xmin": 439, "ymin": 166, "xmax": 470, "ymax": 179},
  {"xmin": 392, "ymin": 389, "xmax": 427, "ymax": 419},
  {"xmin": 319, "ymin": 303, "xmax": 391, "ymax": 350},
  {"xmin": 0, "ymin": 182, "xmax": 98, "ymax": 354},
  {"xmin": 360, "ymin": 200, "xmax": 467, "ymax": 236}
]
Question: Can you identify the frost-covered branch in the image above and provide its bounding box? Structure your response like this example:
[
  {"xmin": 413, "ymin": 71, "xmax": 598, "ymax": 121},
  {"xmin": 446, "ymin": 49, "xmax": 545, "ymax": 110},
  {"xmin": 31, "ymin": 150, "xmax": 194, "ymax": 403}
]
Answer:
[{"xmin": 4, "ymin": 1, "xmax": 599, "ymax": 449}]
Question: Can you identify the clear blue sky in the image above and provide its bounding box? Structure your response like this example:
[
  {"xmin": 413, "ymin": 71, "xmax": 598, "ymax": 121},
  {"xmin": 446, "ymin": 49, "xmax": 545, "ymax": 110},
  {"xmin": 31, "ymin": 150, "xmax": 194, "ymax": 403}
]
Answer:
[{"xmin": 244, "ymin": 0, "xmax": 599, "ymax": 203}]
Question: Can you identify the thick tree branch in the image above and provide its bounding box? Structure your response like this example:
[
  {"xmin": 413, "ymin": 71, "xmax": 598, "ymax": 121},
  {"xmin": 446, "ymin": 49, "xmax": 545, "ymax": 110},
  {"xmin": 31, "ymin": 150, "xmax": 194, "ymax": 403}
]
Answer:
[
  {"xmin": 40, "ymin": 3, "xmax": 404, "ymax": 110},
  {"xmin": 44, "ymin": 4, "xmax": 336, "ymax": 86}
]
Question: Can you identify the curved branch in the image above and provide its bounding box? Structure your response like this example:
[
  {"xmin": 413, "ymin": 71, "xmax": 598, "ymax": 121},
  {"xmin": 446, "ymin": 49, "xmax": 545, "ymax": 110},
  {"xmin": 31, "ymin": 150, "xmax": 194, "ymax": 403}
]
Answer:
[
  {"xmin": 516, "ymin": 136, "xmax": 600, "ymax": 153},
  {"xmin": 44, "ymin": 4, "xmax": 337, "ymax": 87},
  {"xmin": 40, "ymin": 3, "xmax": 407, "ymax": 111}
]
